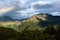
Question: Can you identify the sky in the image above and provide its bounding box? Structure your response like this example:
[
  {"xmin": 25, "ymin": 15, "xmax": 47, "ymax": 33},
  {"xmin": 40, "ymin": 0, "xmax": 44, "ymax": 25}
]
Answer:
[{"xmin": 0, "ymin": 0, "xmax": 60, "ymax": 19}]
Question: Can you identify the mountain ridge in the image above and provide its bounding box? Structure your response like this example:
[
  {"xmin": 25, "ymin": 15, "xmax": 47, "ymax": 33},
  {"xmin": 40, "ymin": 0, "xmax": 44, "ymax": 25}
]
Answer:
[
  {"xmin": 0, "ymin": 16, "xmax": 14, "ymax": 22},
  {"xmin": 21, "ymin": 13, "xmax": 60, "ymax": 27}
]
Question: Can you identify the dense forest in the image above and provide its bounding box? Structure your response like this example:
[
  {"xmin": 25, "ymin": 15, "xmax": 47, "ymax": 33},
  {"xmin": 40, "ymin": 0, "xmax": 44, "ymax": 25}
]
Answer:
[{"xmin": 0, "ymin": 24, "xmax": 60, "ymax": 40}]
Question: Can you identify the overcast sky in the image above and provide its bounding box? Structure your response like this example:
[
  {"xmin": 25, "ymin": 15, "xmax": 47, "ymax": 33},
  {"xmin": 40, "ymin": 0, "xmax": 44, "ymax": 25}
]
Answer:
[{"xmin": 0, "ymin": 0, "xmax": 60, "ymax": 19}]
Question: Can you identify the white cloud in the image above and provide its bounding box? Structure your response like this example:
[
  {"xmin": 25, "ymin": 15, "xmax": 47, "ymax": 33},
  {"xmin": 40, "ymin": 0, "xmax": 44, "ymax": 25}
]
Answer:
[
  {"xmin": 0, "ymin": 0, "xmax": 18, "ymax": 7},
  {"xmin": 32, "ymin": 1, "xmax": 50, "ymax": 6},
  {"xmin": 0, "ymin": 6, "xmax": 15, "ymax": 15},
  {"xmin": 17, "ymin": 7, "xmax": 35, "ymax": 16},
  {"xmin": 50, "ymin": 12, "xmax": 60, "ymax": 16},
  {"xmin": 50, "ymin": 1, "xmax": 60, "ymax": 12},
  {"xmin": 19, "ymin": 0, "xmax": 27, "ymax": 4},
  {"xmin": 17, "ymin": 0, "xmax": 51, "ymax": 17},
  {"xmin": 31, "ymin": 0, "xmax": 60, "ymax": 15}
]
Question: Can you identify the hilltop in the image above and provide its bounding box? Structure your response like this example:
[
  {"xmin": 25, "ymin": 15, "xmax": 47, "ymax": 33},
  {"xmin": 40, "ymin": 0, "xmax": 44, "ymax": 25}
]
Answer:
[{"xmin": 19, "ymin": 14, "xmax": 60, "ymax": 31}]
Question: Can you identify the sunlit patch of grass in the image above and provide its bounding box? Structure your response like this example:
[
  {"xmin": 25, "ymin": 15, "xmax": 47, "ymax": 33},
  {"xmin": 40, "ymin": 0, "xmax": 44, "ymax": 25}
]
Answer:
[{"xmin": 0, "ymin": 21, "xmax": 20, "ymax": 26}]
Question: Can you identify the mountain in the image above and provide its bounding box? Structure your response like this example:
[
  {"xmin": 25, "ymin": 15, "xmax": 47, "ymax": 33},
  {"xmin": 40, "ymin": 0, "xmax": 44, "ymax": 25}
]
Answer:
[
  {"xmin": 20, "ymin": 13, "xmax": 60, "ymax": 29},
  {"xmin": 0, "ymin": 14, "xmax": 60, "ymax": 32},
  {"xmin": 23, "ymin": 13, "xmax": 60, "ymax": 22},
  {"xmin": 0, "ymin": 16, "xmax": 13, "ymax": 22}
]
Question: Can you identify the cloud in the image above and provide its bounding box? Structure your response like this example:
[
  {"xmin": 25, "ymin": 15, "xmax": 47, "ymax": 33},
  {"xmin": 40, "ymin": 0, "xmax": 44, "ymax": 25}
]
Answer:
[
  {"xmin": 19, "ymin": 0, "xmax": 27, "ymax": 4},
  {"xmin": 32, "ymin": 0, "xmax": 60, "ymax": 15},
  {"xmin": 51, "ymin": 1, "xmax": 60, "ymax": 12},
  {"xmin": 0, "ymin": 0, "xmax": 15, "ymax": 7},
  {"xmin": 33, "ymin": 4, "xmax": 53, "ymax": 9},
  {"xmin": 50, "ymin": 12, "xmax": 60, "ymax": 16},
  {"xmin": 1, "ymin": 0, "xmax": 52, "ymax": 19},
  {"xmin": 0, "ymin": 0, "xmax": 60, "ymax": 19},
  {"xmin": 17, "ymin": 0, "xmax": 51, "ymax": 18},
  {"xmin": 16, "ymin": 7, "xmax": 35, "ymax": 18},
  {"xmin": 32, "ymin": 1, "xmax": 50, "ymax": 6},
  {"xmin": 0, "ymin": 6, "xmax": 15, "ymax": 16}
]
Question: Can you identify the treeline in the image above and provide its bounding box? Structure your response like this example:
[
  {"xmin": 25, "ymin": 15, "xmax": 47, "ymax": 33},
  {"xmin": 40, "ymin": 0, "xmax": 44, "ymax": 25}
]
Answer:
[{"xmin": 0, "ymin": 25, "xmax": 60, "ymax": 40}]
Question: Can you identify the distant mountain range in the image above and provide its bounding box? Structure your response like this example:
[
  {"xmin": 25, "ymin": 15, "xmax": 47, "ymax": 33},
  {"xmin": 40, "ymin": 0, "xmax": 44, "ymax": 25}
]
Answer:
[
  {"xmin": 0, "ymin": 13, "xmax": 60, "ymax": 23},
  {"xmin": 0, "ymin": 16, "xmax": 13, "ymax": 22}
]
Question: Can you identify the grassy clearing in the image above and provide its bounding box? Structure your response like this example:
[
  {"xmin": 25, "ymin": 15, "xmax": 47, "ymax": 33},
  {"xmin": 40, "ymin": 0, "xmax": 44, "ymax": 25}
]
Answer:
[{"xmin": 0, "ymin": 21, "xmax": 20, "ymax": 26}]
